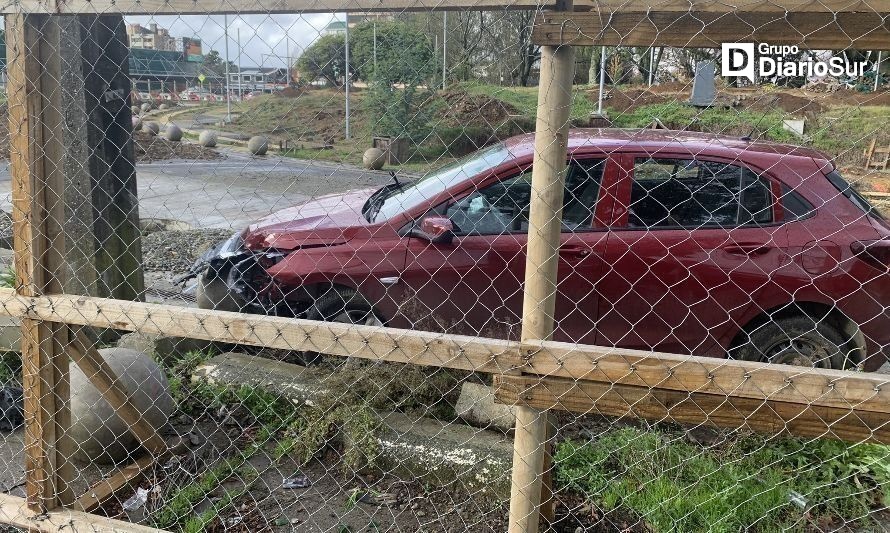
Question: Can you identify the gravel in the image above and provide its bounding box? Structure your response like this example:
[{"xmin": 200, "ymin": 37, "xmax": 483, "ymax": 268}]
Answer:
[{"xmin": 141, "ymin": 228, "xmax": 232, "ymax": 273}]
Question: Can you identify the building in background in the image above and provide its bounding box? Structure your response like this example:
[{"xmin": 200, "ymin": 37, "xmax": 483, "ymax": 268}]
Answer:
[
  {"xmin": 127, "ymin": 23, "xmax": 178, "ymax": 51},
  {"xmin": 179, "ymin": 37, "xmax": 203, "ymax": 60}
]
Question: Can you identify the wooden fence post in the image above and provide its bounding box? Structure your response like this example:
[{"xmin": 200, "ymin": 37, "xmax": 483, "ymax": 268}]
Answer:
[
  {"xmin": 508, "ymin": 1, "xmax": 575, "ymax": 530},
  {"xmin": 6, "ymin": 13, "xmax": 75, "ymax": 511}
]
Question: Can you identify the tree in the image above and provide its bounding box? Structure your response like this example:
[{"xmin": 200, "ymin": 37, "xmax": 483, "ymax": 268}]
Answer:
[
  {"xmin": 296, "ymin": 33, "xmax": 346, "ymax": 86},
  {"xmin": 200, "ymin": 50, "xmax": 236, "ymax": 77},
  {"xmin": 349, "ymin": 21, "xmax": 434, "ymax": 83}
]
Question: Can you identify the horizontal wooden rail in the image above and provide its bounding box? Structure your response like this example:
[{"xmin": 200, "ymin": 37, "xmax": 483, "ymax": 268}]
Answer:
[
  {"xmin": 0, "ymin": 290, "xmax": 887, "ymax": 414},
  {"xmin": 0, "ymin": 492, "xmax": 165, "ymax": 532},
  {"xmin": 532, "ymin": 11, "xmax": 890, "ymax": 48},
  {"xmin": 5, "ymin": 0, "xmax": 888, "ymax": 14},
  {"xmin": 494, "ymin": 374, "xmax": 890, "ymax": 444},
  {"xmin": 8, "ymin": 0, "xmax": 554, "ymax": 14}
]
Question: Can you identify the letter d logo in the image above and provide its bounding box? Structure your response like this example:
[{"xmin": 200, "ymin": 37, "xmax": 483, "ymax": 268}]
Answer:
[{"xmin": 721, "ymin": 43, "xmax": 755, "ymax": 83}]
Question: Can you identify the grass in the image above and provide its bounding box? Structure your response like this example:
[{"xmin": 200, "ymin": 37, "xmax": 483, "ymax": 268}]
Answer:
[{"xmin": 556, "ymin": 427, "xmax": 890, "ymax": 532}]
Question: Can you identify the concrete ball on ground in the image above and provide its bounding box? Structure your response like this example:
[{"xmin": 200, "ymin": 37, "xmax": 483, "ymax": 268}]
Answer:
[
  {"xmin": 158, "ymin": 103, "xmax": 169, "ymax": 111},
  {"xmin": 248, "ymin": 135, "xmax": 269, "ymax": 156},
  {"xmin": 198, "ymin": 130, "xmax": 218, "ymax": 148},
  {"xmin": 132, "ymin": 116, "xmax": 143, "ymax": 132},
  {"xmin": 131, "ymin": 105, "xmax": 140, "ymax": 115},
  {"xmin": 196, "ymin": 273, "xmax": 244, "ymax": 312},
  {"xmin": 362, "ymin": 147, "xmax": 386, "ymax": 170},
  {"xmin": 142, "ymin": 121, "xmax": 160, "ymax": 135},
  {"xmin": 164, "ymin": 124, "xmax": 183, "ymax": 142},
  {"xmin": 70, "ymin": 347, "xmax": 174, "ymax": 464},
  {"xmin": 140, "ymin": 102, "xmax": 153, "ymax": 113}
]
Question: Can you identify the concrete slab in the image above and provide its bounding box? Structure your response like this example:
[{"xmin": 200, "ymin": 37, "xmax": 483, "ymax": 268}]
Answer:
[{"xmin": 192, "ymin": 352, "xmax": 513, "ymax": 500}]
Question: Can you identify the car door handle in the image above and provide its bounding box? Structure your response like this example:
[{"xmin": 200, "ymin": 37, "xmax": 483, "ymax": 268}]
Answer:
[
  {"xmin": 559, "ymin": 245, "xmax": 592, "ymax": 258},
  {"xmin": 723, "ymin": 243, "xmax": 773, "ymax": 256}
]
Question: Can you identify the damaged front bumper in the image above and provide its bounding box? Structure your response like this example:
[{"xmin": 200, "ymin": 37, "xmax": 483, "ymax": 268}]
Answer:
[{"xmin": 178, "ymin": 232, "xmax": 273, "ymax": 313}]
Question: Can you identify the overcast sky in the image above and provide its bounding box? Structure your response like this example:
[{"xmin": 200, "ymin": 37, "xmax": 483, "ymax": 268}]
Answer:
[{"xmin": 124, "ymin": 14, "xmax": 341, "ymax": 68}]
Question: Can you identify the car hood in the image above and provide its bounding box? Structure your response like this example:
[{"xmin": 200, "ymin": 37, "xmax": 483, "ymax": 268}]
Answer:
[{"xmin": 243, "ymin": 188, "xmax": 375, "ymax": 250}]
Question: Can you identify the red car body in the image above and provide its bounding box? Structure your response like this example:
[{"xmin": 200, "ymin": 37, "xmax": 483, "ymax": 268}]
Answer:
[{"xmin": 227, "ymin": 129, "xmax": 890, "ymax": 370}]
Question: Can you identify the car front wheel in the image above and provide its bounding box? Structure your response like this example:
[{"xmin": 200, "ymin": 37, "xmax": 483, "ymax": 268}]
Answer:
[
  {"xmin": 302, "ymin": 288, "xmax": 384, "ymax": 366},
  {"xmin": 731, "ymin": 316, "xmax": 849, "ymax": 369}
]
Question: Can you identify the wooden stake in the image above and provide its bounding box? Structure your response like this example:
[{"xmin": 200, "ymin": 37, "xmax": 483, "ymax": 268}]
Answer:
[
  {"xmin": 6, "ymin": 13, "xmax": 75, "ymax": 512},
  {"xmin": 508, "ymin": 1, "xmax": 574, "ymax": 529}
]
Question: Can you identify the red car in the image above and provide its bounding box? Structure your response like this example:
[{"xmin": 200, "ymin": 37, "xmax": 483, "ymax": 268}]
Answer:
[{"xmin": 189, "ymin": 129, "xmax": 890, "ymax": 370}]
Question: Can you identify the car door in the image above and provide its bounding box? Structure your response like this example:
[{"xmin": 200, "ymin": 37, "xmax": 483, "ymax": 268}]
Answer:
[
  {"xmin": 395, "ymin": 157, "xmax": 613, "ymax": 342},
  {"xmin": 596, "ymin": 153, "xmax": 789, "ymax": 356}
]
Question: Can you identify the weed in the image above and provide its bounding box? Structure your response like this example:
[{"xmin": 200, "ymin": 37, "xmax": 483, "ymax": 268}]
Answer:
[
  {"xmin": 0, "ymin": 265, "xmax": 15, "ymax": 289},
  {"xmin": 555, "ymin": 427, "xmax": 890, "ymax": 532}
]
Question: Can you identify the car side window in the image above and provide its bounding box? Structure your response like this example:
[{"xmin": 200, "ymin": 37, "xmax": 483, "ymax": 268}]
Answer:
[
  {"xmin": 446, "ymin": 159, "xmax": 605, "ymax": 235},
  {"xmin": 629, "ymin": 157, "xmax": 773, "ymax": 229}
]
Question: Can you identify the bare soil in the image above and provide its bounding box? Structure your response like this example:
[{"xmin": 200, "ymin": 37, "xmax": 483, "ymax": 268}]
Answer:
[
  {"xmin": 134, "ymin": 131, "xmax": 223, "ymax": 163},
  {"xmin": 439, "ymin": 89, "xmax": 521, "ymax": 126}
]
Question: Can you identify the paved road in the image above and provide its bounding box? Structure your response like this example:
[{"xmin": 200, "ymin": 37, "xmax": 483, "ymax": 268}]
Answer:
[{"xmin": 0, "ymin": 149, "xmax": 393, "ymax": 229}]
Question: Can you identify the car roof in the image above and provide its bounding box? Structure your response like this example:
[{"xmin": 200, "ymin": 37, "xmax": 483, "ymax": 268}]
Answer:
[{"xmin": 502, "ymin": 128, "xmax": 831, "ymax": 165}]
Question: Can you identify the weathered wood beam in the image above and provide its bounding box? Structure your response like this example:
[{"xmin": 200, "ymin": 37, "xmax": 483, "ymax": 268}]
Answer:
[
  {"xmin": 6, "ymin": 13, "xmax": 75, "ymax": 512},
  {"xmin": 10, "ymin": 0, "xmax": 555, "ymax": 15},
  {"xmin": 0, "ymin": 492, "xmax": 166, "ymax": 532},
  {"xmin": 532, "ymin": 11, "xmax": 890, "ymax": 48},
  {"xmin": 0, "ymin": 290, "xmax": 887, "ymax": 416},
  {"xmin": 72, "ymin": 453, "xmax": 159, "ymax": 513},
  {"xmin": 6, "ymin": 0, "xmax": 889, "ymax": 14},
  {"xmin": 494, "ymin": 374, "xmax": 890, "ymax": 444}
]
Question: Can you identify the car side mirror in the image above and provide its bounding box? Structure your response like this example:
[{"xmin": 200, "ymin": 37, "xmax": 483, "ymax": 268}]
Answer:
[{"xmin": 412, "ymin": 216, "xmax": 455, "ymax": 245}]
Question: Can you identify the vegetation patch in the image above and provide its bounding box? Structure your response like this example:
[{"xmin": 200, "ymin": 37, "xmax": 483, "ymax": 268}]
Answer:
[{"xmin": 555, "ymin": 427, "xmax": 890, "ymax": 532}]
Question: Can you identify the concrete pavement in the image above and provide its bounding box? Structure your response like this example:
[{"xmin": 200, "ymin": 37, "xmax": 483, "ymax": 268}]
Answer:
[{"xmin": 0, "ymin": 149, "xmax": 392, "ymax": 230}]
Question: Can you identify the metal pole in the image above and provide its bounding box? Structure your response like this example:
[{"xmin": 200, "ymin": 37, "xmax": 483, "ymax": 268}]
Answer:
[
  {"xmin": 442, "ymin": 12, "xmax": 447, "ymax": 89},
  {"xmin": 876, "ymin": 51, "xmax": 883, "ymax": 92},
  {"xmin": 373, "ymin": 19, "xmax": 377, "ymax": 73},
  {"xmin": 345, "ymin": 13, "xmax": 351, "ymax": 139},
  {"xmin": 648, "ymin": 47, "xmax": 655, "ymax": 86},
  {"xmin": 508, "ymin": 0, "xmax": 574, "ymax": 531},
  {"xmin": 597, "ymin": 46, "xmax": 606, "ymax": 114},
  {"xmin": 237, "ymin": 28, "xmax": 242, "ymax": 100},
  {"xmin": 224, "ymin": 14, "xmax": 231, "ymax": 122}
]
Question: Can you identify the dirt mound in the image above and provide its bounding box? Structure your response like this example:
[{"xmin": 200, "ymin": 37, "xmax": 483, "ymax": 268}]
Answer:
[
  {"xmin": 595, "ymin": 88, "xmax": 670, "ymax": 113},
  {"xmin": 745, "ymin": 92, "xmax": 824, "ymax": 115},
  {"xmin": 134, "ymin": 130, "xmax": 223, "ymax": 163},
  {"xmin": 439, "ymin": 90, "xmax": 520, "ymax": 125}
]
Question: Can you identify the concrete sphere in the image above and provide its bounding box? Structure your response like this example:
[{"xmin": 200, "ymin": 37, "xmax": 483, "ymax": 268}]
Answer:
[
  {"xmin": 131, "ymin": 105, "xmax": 140, "ymax": 115},
  {"xmin": 164, "ymin": 124, "xmax": 183, "ymax": 142},
  {"xmin": 196, "ymin": 273, "xmax": 244, "ymax": 312},
  {"xmin": 198, "ymin": 130, "xmax": 218, "ymax": 148},
  {"xmin": 142, "ymin": 121, "xmax": 160, "ymax": 135},
  {"xmin": 248, "ymin": 135, "xmax": 269, "ymax": 156},
  {"xmin": 70, "ymin": 347, "xmax": 174, "ymax": 464},
  {"xmin": 132, "ymin": 116, "xmax": 143, "ymax": 132},
  {"xmin": 158, "ymin": 103, "xmax": 169, "ymax": 111},
  {"xmin": 140, "ymin": 103, "xmax": 153, "ymax": 113},
  {"xmin": 363, "ymin": 147, "xmax": 386, "ymax": 170}
]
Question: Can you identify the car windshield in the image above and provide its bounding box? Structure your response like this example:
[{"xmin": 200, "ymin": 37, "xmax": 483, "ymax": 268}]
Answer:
[{"xmin": 368, "ymin": 143, "xmax": 513, "ymax": 223}]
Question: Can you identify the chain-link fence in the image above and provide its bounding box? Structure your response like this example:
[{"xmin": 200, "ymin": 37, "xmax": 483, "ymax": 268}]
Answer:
[{"xmin": 0, "ymin": 2, "xmax": 887, "ymax": 532}]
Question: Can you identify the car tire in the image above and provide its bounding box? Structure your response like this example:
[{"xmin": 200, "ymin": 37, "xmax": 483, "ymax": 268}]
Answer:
[
  {"xmin": 732, "ymin": 315, "xmax": 849, "ymax": 369},
  {"xmin": 301, "ymin": 288, "xmax": 384, "ymax": 366}
]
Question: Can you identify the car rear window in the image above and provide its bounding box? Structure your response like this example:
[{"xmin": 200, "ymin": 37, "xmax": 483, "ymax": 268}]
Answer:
[
  {"xmin": 825, "ymin": 170, "xmax": 885, "ymax": 220},
  {"xmin": 630, "ymin": 158, "xmax": 773, "ymax": 228},
  {"xmin": 780, "ymin": 184, "xmax": 814, "ymax": 221}
]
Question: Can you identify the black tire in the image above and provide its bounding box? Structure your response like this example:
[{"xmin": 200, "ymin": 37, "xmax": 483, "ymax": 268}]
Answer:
[
  {"xmin": 731, "ymin": 315, "xmax": 849, "ymax": 369},
  {"xmin": 301, "ymin": 288, "xmax": 383, "ymax": 366}
]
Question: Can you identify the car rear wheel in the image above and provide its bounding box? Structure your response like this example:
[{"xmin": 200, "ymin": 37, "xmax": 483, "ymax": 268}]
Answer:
[
  {"xmin": 732, "ymin": 316, "xmax": 848, "ymax": 369},
  {"xmin": 301, "ymin": 288, "xmax": 384, "ymax": 366}
]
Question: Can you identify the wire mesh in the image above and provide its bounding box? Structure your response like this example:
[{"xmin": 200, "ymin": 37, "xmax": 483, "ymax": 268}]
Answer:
[{"xmin": 0, "ymin": 3, "xmax": 887, "ymax": 532}]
